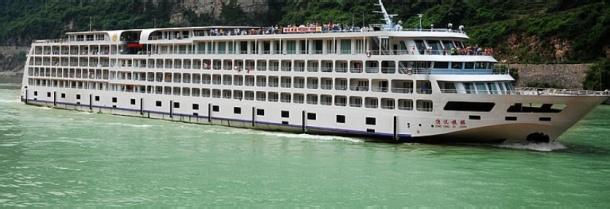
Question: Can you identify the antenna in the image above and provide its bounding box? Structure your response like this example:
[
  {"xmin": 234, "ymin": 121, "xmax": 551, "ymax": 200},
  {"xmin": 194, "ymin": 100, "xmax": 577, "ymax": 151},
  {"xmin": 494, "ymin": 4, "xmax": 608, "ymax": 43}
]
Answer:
[
  {"xmin": 89, "ymin": 17, "xmax": 92, "ymax": 31},
  {"xmin": 417, "ymin": 14, "xmax": 423, "ymax": 31}
]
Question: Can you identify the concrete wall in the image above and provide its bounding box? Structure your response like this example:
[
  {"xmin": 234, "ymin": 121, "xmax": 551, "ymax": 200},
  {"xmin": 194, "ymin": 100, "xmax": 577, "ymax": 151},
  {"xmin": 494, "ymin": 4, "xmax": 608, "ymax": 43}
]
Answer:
[{"xmin": 508, "ymin": 64, "xmax": 591, "ymax": 89}]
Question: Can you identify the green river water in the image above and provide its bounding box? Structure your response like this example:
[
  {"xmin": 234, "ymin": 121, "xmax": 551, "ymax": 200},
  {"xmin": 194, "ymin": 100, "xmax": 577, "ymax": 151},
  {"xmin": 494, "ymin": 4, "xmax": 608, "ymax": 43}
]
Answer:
[{"xmin": 0, "ymin": 84, "xmax": 609, "ymax": 208}]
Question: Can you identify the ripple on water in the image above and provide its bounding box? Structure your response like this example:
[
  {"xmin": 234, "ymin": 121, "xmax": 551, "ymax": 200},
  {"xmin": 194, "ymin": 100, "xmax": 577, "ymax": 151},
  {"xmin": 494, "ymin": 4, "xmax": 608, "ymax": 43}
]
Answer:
[{"xmin": 495, "ymin": 142, "xmax": 567, "ymax": 152}]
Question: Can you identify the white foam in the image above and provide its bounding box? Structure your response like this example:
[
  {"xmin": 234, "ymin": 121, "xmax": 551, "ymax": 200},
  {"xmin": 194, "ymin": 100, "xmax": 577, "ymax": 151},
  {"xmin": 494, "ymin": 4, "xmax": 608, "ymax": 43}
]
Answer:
[
  {"xmin": 495, "ymin": 141, "xmax": 567, "ymax": 152},
  {"xmin": 0, "ymin": 99, "xmax": 19, "ymax": 103},
  {"xmin": 106, "ymin": 122, "xmax": 153, "ymax": 128},
  {"xmin": 245, "ymin": 130, "xmax": 364, "ymax": 143},
  {"xmin": 200, "ymin": 127, "xmax": 364, "ymax": 143}
]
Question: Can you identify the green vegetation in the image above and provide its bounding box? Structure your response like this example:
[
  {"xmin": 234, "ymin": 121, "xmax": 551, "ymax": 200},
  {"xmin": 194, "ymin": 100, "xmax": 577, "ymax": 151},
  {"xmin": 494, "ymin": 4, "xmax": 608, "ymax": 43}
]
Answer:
[
  {"xmin": 584, "ymin": 59, "xmax": 610, "ymax": 91},
  {"xmin": 0, "ymin": 0, "xmax": 608, "ymax": 64}
]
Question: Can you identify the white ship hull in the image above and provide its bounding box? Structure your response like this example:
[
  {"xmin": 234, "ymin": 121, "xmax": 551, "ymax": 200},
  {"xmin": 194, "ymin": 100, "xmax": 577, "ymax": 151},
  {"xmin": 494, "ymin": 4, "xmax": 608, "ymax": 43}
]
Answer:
[{"xmin": 20, "ymin": 87, "xmax": 606, "ymax": 144}]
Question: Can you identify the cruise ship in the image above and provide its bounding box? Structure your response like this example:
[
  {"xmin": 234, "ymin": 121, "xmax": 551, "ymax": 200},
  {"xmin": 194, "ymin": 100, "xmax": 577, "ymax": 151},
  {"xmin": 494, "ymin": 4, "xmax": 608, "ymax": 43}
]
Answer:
[{"xmin": 20, "ymin": 1, "xmax": 608, "ymax": 143}]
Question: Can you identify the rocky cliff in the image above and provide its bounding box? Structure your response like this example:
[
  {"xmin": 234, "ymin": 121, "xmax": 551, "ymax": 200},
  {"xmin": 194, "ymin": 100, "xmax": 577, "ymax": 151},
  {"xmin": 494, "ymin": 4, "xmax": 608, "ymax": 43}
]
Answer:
[{"xmin": 0, "ymin": 46, "xmax": 28, "ymax": 83}]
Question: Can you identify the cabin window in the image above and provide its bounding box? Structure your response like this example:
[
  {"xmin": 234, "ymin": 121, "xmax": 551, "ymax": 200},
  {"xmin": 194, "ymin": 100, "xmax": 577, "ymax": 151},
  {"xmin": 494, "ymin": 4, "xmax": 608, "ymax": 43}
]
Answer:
[
  {"xmin": 451, "ymin": 62, "xmax": 463, "ymax": 69},
  {"xmin": 464, "ymin": 83, "xmax": 474, "ymax": 94},
  {"xmin": 95, "ymin": 96, "xmax": 100, "ymax": 101},
  {"xmin": 212, "ymin": 105, "xmax": 219, "ymax": 112},
  {"xmin": 366, "ymin": 117, "xmax": 376, "ymax": 125},
  {"xmin": 444, "ymin": 102, "xmax": 495, "ymax": 112},
  {"xmin": 173, "ymin": 102, "xmax": 180, "ymax": 109},
  {"xmin": 426, "ymin": 40, "xmax": 442, "ymax": 54},
  {"xmin": 281, "ymin": 111, "xmax": 289, "ymax": 118},
  {"xmin": 398, "ymin": 99, "xmax": 413, "ymax": 110},
  {"xmin": 193, "ymin": 104, "xmax": 199, "ymax": 110},
  {"xmin": 336, "ymin": 115, "xmax": 345, "ymax": 123},
  {"xmin": 257, "ymin": 109, "xmax": 265, "ymax": 116},
  {"xmin": 507, "ymin": 103, "xmax": 566, "ymax": 113},
  {"xmin": 156, "ymin": 101, "xmax": 162, "ymax": 107},
  {"xmin": 416, "ymin": 80, "xmax": 432, "ymax": 94},
  {"xmin": 475, "ymin": 83, "xmax": 489, "ymax": 94},
  {"xmin": 539, "ymin": 117, "xmax": 552, "ymax": 122},
  {"xmin": 416, "ymin": 100, "xmax": 433, "ymax": 112},
  {"xmin": 469, "ymin": 115, "xmax": 481, "ymax": 120},
  {"xmin": 414, "ymin": 40, "xmax": 426, "ymax": 54},
  {"xmin": 234, "ymin": 107, "xmax": 242, "ymax": 114},
  {"xmin": 307, "ymin": 113, "xmax": 316, "ymax": 120},
  {"xmin": 438, "ymin": 81, "xmax": 457, "ymax": 93},
  {"xmin": 130, "ymin": 99, "xmax": 136, "ymax": 105},
  {"xmin": 434, "ymin": 62, "xmax": 449, "ymax": 69},
  {"xmin": 442, "ymin": 40, "xmax": 455, "ymax": 49},
  {"xmin": 335, "ymin": 96, "xmax": 347, "ymax": 106},
  {"xmin": 464, "ymin": 62, "xmax": 475, "ymax": 69},
  {"xmin": 487, "ymin": 83, "xmax": 499, "ymax": 94}
]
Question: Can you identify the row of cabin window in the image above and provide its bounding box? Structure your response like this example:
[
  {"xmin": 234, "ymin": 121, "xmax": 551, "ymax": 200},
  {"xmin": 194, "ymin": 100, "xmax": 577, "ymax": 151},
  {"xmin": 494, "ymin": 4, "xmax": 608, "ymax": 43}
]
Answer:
[
  {"xmin": 28, "ymin": 76, "xmax": 431, "ymax": 97},
  {"xmin": 29, "ymin": 79, "xmax": 107, "ymax": 90},
  {"xmin": 31, "ymin": 56, "xmax": 495, "ymax": 72},
  {"xmin": 29, "ymin": 68, "xmax": 110, "ymax": 79},
  {"xmin": 30, "ymin": 82, "xmax": 433, "ymax": 112},
  {"xmin": 110, "ymin": 72, "xmax": 431, "ymax": 93},
  {"xmin": 155, "ymin": 101, "xmax": 378, "ymax": 125},
  {"xmin": 111, "ymin": 59, "xmax": 494, "ymax": 71},
  {"xmin": 122, "ymin": 87, "xmax": 434, "ymax": 111}
]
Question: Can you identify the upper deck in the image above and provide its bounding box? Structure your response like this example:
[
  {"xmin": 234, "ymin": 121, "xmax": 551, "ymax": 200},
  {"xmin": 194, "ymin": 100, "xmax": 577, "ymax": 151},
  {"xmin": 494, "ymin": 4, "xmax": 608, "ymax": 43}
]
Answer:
[{"xmin": 34, "ymin": 26, "xmax": 470, "ymax": 45}]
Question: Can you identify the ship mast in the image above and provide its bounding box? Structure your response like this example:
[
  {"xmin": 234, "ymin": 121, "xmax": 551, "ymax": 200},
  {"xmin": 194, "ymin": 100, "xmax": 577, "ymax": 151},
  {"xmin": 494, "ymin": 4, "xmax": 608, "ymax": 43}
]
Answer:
[{"xmin": 374, "ymin": 0, "xmax": 398, "ymax": 31}]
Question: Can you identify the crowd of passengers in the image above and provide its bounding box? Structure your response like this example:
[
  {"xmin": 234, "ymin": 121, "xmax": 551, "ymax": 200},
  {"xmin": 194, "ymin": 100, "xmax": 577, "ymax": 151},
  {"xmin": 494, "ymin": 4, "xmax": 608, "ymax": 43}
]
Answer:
[
  {"xmin": 415, "ymin": 46, "xmax": 494, "ymax": 56},
  {"xmin": 207, "ymin": 23, "xmax": 387, "ymax": 36}
]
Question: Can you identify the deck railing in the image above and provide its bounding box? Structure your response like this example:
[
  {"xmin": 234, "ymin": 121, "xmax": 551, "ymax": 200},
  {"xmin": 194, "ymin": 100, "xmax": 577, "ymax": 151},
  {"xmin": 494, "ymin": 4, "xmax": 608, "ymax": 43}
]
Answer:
[{"xmin": 439, "ymin": 88, "xmax": 609, "ymax": 96}]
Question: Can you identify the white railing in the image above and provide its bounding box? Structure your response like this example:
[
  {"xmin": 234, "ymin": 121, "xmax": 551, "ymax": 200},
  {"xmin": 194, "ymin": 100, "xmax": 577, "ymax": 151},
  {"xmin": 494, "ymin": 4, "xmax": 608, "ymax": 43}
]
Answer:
[
  {"xmin": 515, "ymin": 88, "xmax": 609, "ymax": 96},
  {"xmin": 439, "ymin": 88, "xmax": 609, "ymax": 96}
]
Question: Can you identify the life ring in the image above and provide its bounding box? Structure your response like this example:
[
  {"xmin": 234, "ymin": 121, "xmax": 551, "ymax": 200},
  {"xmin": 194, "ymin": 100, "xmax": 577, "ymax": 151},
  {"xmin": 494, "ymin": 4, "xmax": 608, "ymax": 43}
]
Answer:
[{"xmin": 366, "ymin": 51, "xmax": 371, "ymax": 57}]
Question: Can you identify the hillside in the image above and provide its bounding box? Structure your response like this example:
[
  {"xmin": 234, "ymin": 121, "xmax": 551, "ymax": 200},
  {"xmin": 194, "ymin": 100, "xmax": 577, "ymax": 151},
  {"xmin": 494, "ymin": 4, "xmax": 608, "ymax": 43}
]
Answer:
[{"xmin": 0, "ymin": 0, "xmax": 608, "ymax": 65}]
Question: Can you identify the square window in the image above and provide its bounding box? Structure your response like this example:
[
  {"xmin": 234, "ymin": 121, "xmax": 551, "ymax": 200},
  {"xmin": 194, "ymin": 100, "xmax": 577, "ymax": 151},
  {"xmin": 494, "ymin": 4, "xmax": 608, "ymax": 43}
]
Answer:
[
  {"xmin": 307, "ymin": 113, "xmax": 316, "ymax": 120},
  {"xmin": 281, "ymin": 111, "xmax": 289, "ymax": 118},
  {"xmin": 76, "ymin": 94, "xmax": 81, "ymax": 100},
  {"xmin": 112, "ymin": 97, "xmax": 117, "ymax": 103},
  {"xmin": 131, "ymin": 99, "xmax": 136, "ymax": 105},
  {"xmin": 234, "ymin": 107, "xmax": 242, "ymax": 114},
  {"xmin": 173, "ymin": 102, "xmax": 180, "ymax": 108},
  {"xmin": 213, "ymin": 105, "xmax": 220, "ymax": 112},
  {"xmin": 47, "ymin": 92, "xmax": 51, "ymax": 97},
  {"xmin": 61, "ymin": 93, "xmax": 66, "ymax": 98},
  {"xmin": 193, "ymin": 104, "xmax": 199, "ymax": 110},
  {"xmin": 469, "ymin": 115, "xmax": 481, "ymax": 120},
  {"xmin": 256, "ymin": 109, "xmax": 265, "ymax": 116},
  {"xmin": 95, "ymin": 96, "xmax": 100, "ymax": 101},
  {"xmin": 156, "ymin": 101, "xmax": 162, "ymax": 107},
  {"xmin": 366, "ymin": 117, "xmax": 376, "ymax": 125},
  {"xmin": 336, "ymin": 115, "xmax": 345, "ymax": 123},
  {"xmin": 34, "ymin": 91, "xmax": 38, "ymax": 96}
]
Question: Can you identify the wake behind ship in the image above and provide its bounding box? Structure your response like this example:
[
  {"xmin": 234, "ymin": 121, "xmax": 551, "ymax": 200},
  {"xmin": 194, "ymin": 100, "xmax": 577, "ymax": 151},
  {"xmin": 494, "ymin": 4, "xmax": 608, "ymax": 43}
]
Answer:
[{"xmin": 20, "ymin": 1, "xmax": 608, "ymax": 144}]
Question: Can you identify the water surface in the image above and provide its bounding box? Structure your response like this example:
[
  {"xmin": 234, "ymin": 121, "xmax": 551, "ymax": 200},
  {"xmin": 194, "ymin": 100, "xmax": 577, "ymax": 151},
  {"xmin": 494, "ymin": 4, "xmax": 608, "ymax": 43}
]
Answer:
[{"xmin": 0, "ymin": 84, "xmax": 609, "ymax": 208}]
